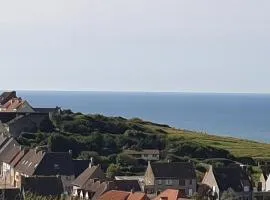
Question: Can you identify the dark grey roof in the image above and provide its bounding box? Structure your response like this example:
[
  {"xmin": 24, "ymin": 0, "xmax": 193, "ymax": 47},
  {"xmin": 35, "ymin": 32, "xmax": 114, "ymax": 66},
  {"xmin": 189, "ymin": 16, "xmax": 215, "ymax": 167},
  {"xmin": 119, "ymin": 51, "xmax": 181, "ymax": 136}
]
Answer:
[
  {"xmin": 151, "ymin": 162, "xmax": 196, "ymax": 179},
  {"xmin": 111, "ymin": 180, "xmax": 141, "ymax": 192},
  {"xmin": 15, "ymin": 150, "xmax": 74, "ymax": 176},
  {"xmin": 73, "ymin": 159, "xmax": 91, "ymax": 177},
  {"xmin": 34, "ymin": 152, "xmax": 74, "ymax": 176},
  {"xmin": 22, "ymin": 176, "xmax": 64, "ymax": 196},
  {"xmin": 213, "ymin": 167, "xmax": 252, "ymax": 192},
  {"xmin": 34, "ymin": 108, "xmax": 57, "ymax": 113}
]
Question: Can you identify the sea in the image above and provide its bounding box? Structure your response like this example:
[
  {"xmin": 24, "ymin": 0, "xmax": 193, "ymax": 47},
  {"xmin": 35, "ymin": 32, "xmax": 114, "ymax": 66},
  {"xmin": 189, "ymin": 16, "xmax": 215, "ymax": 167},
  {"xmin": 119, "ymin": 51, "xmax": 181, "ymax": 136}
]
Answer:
[{"xmin": 17, "ymin": 91, "xmax": 270, "ymax": 142}]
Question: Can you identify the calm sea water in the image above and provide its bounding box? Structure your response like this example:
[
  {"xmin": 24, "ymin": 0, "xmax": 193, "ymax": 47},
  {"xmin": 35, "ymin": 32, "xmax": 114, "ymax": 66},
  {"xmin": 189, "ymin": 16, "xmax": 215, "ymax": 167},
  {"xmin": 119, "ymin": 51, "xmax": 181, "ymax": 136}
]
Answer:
[{"xmin": 18, "ymin": 91, "xmax": 270, "ymax": 142}]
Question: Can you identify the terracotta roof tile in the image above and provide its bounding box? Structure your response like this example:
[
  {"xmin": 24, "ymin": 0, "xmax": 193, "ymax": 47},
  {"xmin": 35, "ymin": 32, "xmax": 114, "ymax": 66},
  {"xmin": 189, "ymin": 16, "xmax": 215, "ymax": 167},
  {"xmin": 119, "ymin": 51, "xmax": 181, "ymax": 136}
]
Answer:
[
  {"xmin": 98, "ymin": 190, "xmax": 130, "ymax": 200},
  {"xmin": 153, "ymin": 189, "xmax": 183, "ymax": 200},
  {"xmin": 127, "ymin": 192, "xmax": 149, "ymax": 200}
]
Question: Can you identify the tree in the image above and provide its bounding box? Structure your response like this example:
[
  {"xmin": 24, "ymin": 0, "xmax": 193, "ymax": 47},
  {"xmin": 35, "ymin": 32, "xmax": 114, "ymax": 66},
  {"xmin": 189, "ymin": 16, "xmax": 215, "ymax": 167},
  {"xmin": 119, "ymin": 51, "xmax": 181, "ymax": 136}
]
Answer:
[
  {"xmin": 106, "ymin": 164, "xmax": 121, "ymax": 179},
  {"xmin": 220, "ymin": 188, "xmax": 238, "ymax": 200},
  {"xmin": 116, "ymin": 153, "xmax": 137, "ymax": 167},
  {"xmin": 40, "ymin": 118, "xmax": 54, "ymax": 132}
]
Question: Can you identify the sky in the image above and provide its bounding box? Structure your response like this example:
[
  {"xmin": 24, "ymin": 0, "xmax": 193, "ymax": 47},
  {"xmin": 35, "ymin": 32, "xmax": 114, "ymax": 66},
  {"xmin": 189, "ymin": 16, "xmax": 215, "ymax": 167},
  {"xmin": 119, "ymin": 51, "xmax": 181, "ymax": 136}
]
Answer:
[{"xmin": 0, "ymin": 0, "xmax": 270, "ymax": 93}]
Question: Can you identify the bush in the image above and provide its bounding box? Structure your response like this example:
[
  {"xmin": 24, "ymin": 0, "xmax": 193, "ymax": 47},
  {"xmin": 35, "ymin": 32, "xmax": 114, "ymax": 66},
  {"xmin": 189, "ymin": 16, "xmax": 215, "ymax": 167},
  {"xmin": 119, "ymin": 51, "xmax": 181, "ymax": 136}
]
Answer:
[
  {"xmin": 116, "ymin": 153, "xmax": 137, "ymax": 167},
  {"xmin": 106, "ymin": 164, "xmax": 121, "ymax": 179}
]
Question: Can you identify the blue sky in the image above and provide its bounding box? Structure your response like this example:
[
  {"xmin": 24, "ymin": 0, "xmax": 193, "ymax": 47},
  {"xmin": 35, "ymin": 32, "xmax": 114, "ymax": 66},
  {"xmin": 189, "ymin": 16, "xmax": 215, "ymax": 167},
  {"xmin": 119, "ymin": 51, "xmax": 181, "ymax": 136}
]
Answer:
[{"xmin": 0, "ymin": 0, "xmax": 269, "ymax": 93}]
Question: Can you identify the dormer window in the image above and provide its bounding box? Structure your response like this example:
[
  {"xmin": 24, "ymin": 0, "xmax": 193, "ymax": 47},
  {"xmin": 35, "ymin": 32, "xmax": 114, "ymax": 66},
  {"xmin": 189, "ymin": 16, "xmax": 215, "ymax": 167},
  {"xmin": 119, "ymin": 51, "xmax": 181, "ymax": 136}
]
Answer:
[{"xmin": 54, "ymin": 164, "xmax": 60, "ymax": 169}]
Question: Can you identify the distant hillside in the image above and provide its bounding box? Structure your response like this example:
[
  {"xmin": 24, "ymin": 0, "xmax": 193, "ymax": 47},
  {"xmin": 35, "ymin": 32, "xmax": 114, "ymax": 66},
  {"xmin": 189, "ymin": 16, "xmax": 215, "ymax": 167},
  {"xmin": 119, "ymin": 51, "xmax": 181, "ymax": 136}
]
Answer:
[{"xmin": 18, "ymin": 109, "xmax": 270, "ymax": 161}]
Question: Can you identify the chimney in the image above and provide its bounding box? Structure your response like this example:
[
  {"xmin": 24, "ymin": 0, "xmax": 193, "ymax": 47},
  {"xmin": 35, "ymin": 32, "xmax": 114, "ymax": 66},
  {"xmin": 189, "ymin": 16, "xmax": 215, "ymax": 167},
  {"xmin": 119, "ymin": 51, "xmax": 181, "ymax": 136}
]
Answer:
[
  {"xmin": 35, "ymin": 147, "xmax": 39, "ymax": 154},
  {"xmin": 130, "ymin": 188, "xmax": 135, "ymax": 194},
  {"xmin": 89, "ymin": 157, "xmax": 94, "ymax": 168}
]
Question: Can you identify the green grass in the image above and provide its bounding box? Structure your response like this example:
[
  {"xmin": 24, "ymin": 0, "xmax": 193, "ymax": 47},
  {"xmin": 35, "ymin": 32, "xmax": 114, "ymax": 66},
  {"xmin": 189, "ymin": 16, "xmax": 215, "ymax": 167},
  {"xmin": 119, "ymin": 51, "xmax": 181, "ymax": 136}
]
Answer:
[{"xmin": 142, "ymin": 123, "xmax": 270, "ymax": 158}]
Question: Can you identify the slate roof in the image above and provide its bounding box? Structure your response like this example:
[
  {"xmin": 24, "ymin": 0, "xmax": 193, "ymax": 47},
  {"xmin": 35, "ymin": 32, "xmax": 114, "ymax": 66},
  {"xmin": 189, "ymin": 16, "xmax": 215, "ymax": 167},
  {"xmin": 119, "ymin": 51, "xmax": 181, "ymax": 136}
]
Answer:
[
  {"xmin": 213, "ymin": 166, "xmax": 252, "ymax": 192},
  {"xmin": 34, "ymin": 152, "xmax": 74, "ymax": 176},
  {"xmin": 15, "ymin": 150, "xmax": 74, "ymax": 176},
  {"xmin": 22, "ymin": 176, "xmax": 64, "ymax": 196},
  {"xmin": 150, "ymin": 162, "xmax": 196, "ymax": 179},
  {"xmin": 111, "ymin": 180, "xmax": 142, "ymax": 192},
  {"xmin": 34, "ymin": 108, "xmax": 57, "ymax": 113},
  {"xmin": 72, "ymin": 165, "xmax": 105, "ymax": 188},
  {"xmin": 73, "ymin": 159, "xmax": 91, "ymax": 177},
  {"xmin": 124, "ymin": 149, "xmax": 160, "ymax": 155}
]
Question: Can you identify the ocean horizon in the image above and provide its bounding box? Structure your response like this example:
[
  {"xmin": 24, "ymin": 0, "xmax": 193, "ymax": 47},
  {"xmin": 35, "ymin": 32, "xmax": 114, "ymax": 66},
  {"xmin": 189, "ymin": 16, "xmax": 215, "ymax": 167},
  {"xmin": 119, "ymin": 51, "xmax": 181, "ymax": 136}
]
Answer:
[{"xmin": 13, "ymin": 90, "xmax": 270, "ymax": 142}]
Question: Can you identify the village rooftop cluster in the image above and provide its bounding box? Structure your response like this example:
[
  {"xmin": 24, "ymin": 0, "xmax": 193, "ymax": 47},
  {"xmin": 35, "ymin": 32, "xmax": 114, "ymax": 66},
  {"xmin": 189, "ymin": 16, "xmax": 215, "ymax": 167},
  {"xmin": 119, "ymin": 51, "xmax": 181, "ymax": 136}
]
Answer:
[{"xmin": 0, "ymin": 91, "xmax": 270, "ymax": 200}]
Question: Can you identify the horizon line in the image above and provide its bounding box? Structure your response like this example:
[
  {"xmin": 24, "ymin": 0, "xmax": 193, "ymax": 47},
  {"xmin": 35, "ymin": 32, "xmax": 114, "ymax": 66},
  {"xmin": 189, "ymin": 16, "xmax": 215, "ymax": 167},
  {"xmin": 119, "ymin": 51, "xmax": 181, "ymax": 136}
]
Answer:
[{"xmin": 1, "ymin": 89, "xmax": 270, "ymax": 95}]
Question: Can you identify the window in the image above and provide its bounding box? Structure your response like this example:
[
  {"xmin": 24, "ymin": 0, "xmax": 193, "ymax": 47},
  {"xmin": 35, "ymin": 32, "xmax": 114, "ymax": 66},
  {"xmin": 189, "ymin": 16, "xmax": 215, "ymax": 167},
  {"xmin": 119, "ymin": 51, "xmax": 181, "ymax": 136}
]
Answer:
[
  {"xmin": 189, "ymin": 179, "xmax": 192, "ymax": 185},
  {"xmin": 244, "ymin": 186, "xmax": 250, "ymax": 192},
  {"xmin": 157, "ymin": 179, "xmax": 162, "ymax": 185},
  {"xmin": 54, "ymin": 164, "xmax": 60, "ymax": 169},
  {"xmin": 165, "ymin": 179, "xmax": 173, "ymax": 185},
  {"xmin": 179, "ymin": 179, "xmax": 185, "ymax": 186}
]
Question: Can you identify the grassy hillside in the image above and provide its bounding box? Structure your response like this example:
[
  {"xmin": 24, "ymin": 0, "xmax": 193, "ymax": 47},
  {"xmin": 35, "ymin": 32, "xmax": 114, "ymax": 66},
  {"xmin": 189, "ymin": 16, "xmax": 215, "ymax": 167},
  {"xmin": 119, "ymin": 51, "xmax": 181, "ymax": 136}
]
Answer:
[
  {"xmin": 18, "ymin": 110, "xmax": 270, "ymax": 160},
  {"xmin": 143, "ymin": 123, "xmax": 270, "ymax": 158}
]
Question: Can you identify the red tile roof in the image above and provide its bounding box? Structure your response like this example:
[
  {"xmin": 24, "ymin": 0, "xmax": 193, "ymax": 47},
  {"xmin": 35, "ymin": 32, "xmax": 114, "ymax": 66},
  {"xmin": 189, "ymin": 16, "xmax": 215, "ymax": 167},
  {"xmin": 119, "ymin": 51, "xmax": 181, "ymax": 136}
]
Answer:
[
  {"xmin": 98, "ymin": 190, "xmax": 148, "ymax": 200},
  {"xmin": 127, "ymin": 192, "xmax": 149, "ymax": 200},
  {"xmin": 153, "ymin": 189, "xmax": 185, "ymax": 200},
  {"xmin": 98, "ymin": 190, "xmax": 130, "ymax": 200}
]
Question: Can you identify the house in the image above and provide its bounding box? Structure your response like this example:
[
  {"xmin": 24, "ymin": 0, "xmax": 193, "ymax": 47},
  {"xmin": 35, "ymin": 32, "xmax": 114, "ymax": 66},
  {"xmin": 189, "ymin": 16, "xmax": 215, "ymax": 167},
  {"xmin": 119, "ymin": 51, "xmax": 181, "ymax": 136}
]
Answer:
[
  {"xmin": 202, "ymin": 165, "xmax": 253, "ymax": 200},
  {"xmin": 144, "ymin": 162, "xmax": 197, "ymax": 196},
  {"xmin": 14, "ymin": 149, "xmax": 75, "ymax": 194},
  {"xmin": 0, "ymin": 188, "xmax": 22, "ymax": 200},
  {"xmin": 124, "ymin": 149, "xmax": 160, "ymax": 161},
  {"xmin": 0, "ymin": 98, "xmax": 35, "ymax": 113},
  {"xmin": 153, "ymin": 189, "xmax": 188, "ymax": 200},
  {"xmin": 0, "ymin": 137, "xmax": 20, "ymax": 182},
  {"xmin": 98, "ymin": 190, "xmax": 149, "ymax": 200},
  {"xmin": 5, "ymin": 113, "xmax": 51, "ymax": 137},
  {"xmin": 111, "ymin": 180, "xmax": 142, "ymax": 192},
  {"xmin": 258, "ymin": 171, "xmax": 268, "ymax": 192},
  {"xmin": 0, "ymin": 91, "xmax": 17, "ymax": 105},
  {"xmin": 21, "ymin": 176, "xmax": 64, "ymax": 197},
  {"xmin": 0, "ymin": 140, "xmax": 27, "ymax": 187},
  {"xmin": 72, "ymin": 162, "xmax": 106, "ymax": 198}
]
